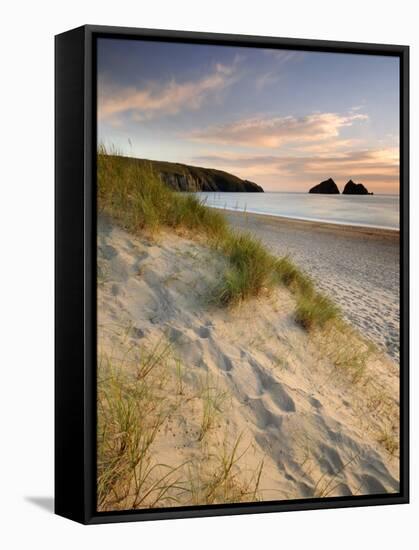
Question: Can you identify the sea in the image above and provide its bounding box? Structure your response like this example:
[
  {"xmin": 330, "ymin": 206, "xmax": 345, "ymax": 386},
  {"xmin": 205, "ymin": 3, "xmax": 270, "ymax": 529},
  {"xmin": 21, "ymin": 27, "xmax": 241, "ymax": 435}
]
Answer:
[{"xmin": 194, "ymin": 192, "xmax": 399, "ymax": 230}]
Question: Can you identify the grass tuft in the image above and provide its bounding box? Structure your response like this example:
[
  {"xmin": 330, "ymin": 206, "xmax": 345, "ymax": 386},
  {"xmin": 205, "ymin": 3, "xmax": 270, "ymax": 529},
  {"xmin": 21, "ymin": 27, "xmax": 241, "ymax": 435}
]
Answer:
[
  {"xmin": 295, "ymin": 292, "xmax": 340, "ymax": 331},
  {"xmin": 198, "ymin": 375, "xmax": 228, "ymax": 441},
  {"xmin": 97, "ymin": 356, "xmax": 175, "ymax": 510},
  {"xmin": 215, "ymin": 232, "xmax": 280, "ymax": 305},
  {"xmin": 276, "ymin": 256, "xmax": 314, "ymax": 295},
  {"xmin": 316, "ymin": 320, "xmax": 376, "ymax": 383}
]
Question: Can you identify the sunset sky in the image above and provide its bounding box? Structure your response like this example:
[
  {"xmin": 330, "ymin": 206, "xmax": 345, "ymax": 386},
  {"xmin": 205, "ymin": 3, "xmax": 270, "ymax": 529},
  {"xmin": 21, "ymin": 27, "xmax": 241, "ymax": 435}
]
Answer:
[{"xmin": 97, "ymin": 38, "xmax": 400, "ymax": 193}]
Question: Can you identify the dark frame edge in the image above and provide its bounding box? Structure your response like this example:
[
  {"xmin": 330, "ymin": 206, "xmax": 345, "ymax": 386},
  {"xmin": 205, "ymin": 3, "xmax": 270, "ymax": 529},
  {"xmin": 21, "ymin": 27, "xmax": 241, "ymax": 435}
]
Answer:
[
  {"xmin": 400, "ymin": 44, "xmax": 410, "ymax": 503},
  {"xmin": 86, "ymin": 495, "xmax": 409, "ymax": 525},
  {"xmin": 55, "ymin": 25, "xmax": 89, "ymax": 524},
  {"xmin": 84, "ymin": 24, "xmax": 409, "ymax": 53}
]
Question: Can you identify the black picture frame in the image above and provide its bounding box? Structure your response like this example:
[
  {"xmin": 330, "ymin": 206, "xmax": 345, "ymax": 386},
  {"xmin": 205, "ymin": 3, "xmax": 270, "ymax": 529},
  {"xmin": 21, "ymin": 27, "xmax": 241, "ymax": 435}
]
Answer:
[{"xmin": 55, "ymin": 24, "xmax": 409, "ymax": 525}]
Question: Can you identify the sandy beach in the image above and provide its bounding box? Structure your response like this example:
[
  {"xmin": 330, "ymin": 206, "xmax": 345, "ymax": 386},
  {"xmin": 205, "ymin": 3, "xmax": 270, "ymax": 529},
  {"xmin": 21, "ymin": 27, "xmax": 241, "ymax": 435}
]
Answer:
[
  {"xmin": 221, "ymin": 210, "xmax": 400, "ymax": 361},
  {"xmin": 97, "ymin": 215, "xmax": 399, "ymax": 510}
]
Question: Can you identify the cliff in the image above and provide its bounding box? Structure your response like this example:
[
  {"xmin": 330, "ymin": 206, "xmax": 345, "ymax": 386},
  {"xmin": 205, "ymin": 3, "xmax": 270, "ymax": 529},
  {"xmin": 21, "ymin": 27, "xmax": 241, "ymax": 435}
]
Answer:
[
  {"xmin": 111, "ymin": 155, "xmax": 264, "ymax": 192},
  {"xmin": 158, "ymin": 164, "xmax": 264, "ymax": 192}
]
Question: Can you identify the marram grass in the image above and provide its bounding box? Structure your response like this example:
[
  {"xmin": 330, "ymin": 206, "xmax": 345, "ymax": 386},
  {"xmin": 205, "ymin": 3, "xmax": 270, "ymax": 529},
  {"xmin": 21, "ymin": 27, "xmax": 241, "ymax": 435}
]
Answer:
[
  {"xmin": 98, "ymin": 146, "xmax": 228, "ymax": 240},
  {"xmin": 98, "ymin": 147, "xmax": 339, "ymax": 329},
  {"xmin": 97, "ymin": 343, "xmax": 265, "ymax": 510}
]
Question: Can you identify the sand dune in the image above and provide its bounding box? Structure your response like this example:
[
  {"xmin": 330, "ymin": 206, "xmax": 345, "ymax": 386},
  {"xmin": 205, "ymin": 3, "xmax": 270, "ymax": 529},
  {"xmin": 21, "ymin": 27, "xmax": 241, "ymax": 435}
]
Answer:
[{"xmin": 97, "ymin": 216, "xmax": 399, "ymax": 510}]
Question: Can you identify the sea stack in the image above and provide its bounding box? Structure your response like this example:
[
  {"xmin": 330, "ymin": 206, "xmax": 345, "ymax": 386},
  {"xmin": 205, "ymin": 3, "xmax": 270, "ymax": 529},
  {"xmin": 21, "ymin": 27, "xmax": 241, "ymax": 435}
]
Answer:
[
  {"xmin": 309, "ymin": 178, "xmax": 340, "ymax": 194},
  {"xmin": 342, "ymin": 179, "xmax": 373, "ymax": 195}
]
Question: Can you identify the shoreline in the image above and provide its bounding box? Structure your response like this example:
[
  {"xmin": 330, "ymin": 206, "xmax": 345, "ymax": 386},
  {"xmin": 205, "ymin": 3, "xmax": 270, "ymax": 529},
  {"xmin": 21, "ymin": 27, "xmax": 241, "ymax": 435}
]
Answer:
[
  {"xmin": 213, "ymin": 207, "xmax": 400, "ymax": 239},
  {"xmin": 220, "ymin": 209, "xmax": 400, "ymax": 360}
]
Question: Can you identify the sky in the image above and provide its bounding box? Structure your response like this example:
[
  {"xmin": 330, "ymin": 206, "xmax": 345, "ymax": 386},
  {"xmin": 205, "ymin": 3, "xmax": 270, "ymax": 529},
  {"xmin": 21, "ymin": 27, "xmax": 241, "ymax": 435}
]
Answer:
[{"xmin": 97, "ymin": 38, "xmax": 400, "ymax": 193}]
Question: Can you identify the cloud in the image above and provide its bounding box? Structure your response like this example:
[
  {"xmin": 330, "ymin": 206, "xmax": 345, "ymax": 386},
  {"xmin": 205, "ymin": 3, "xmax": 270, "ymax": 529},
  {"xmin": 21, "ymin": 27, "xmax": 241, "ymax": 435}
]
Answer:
[
  {"xmin": 254, "ymin": 50, "xmax": 304, "ymax": 90},
  {"xmin": 263, "ymin": 50, "xmax": 304, "ymax": 64},
  {"xmin": 254, "ymin": 71, "xmax": 282, "ymax": 90},
  {"xmin": 191, "ymin": 148, "xmax": 399, "ymax": 192},
  {"xmin": 98, "ymin": 62, "xmax": 237, "ymax": 122},
  {"xmin": 187, "ymin": 112, "xmax": 368, "ymax": 148},
  {"xmin": 193, "ymin": 148, "xmax": 399, "ymax": 172}
]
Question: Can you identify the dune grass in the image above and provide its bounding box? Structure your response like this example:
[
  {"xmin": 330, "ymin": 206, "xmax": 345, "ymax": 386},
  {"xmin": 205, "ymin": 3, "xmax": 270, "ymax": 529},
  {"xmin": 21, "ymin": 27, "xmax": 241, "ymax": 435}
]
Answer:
[
  {"xmin": 98, "ymin": 146, "xmax": 228, "ymax": 240},
  {"xmin": 377, "ymin": 428, "xmax": 399, "ymax": 456},
  {"xmin": 97, "ymin": 358, "xmax": 173, "ymax": 510},
  {"xmin": 197, "ymin": 374, "xmax": 228, "ymax": 441},
  {"xmin": 97, "ymin": 339, "xmax": 265, "ymax": 510},
  {"xmin": 215, "ymin": 232, "xmax": 281, "ymax": 305},
  {"xmin": 295, "ymin": 292, "xmax": 340, "ymax": 331},
  {"xmin": 214, "ymin": 232, "xmax": 338, "ymax": 329},
  {"xmin": 185, "ymin": 435, "xmax": 265, "ymax": 505},
  {"xmin": 315, "ymin": 319, "xmax": 377, "ymax": 383},
  {"xmin": 98, "ymin": 147, "xmax": 339, "ymax": 330}
]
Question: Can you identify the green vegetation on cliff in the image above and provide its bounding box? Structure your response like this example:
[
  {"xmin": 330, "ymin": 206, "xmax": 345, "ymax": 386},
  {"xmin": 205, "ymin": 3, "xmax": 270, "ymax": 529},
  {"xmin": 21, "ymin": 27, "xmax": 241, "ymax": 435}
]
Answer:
[{"xmin": 101, "ymin": 154, "xmax": 264, "ymax": 193}]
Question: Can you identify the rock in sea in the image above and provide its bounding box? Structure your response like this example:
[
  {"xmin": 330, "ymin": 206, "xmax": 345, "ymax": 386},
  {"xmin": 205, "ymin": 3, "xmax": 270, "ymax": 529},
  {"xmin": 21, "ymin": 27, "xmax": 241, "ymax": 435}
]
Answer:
[
  {"xmin": 309, "ymin": 178, "xmax": 340, "ymax": 194},
  {"xmin": 342, "ymin": 179, "xmax": 372, "ymax": 195}
]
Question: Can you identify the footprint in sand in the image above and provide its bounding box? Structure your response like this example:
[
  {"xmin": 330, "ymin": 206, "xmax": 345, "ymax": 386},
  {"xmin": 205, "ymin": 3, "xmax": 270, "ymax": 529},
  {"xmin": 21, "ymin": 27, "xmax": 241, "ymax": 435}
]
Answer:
[
  {"xmin": 166, "ymin": 326, "xmax": 189, "ymax": 345},
  {"xmin": 247, "ymin": 397, "xmax": 283, "ymax": 430},
  {"xmin": 111, "ymin": 283, "xmax": 120, "ymax": 296},
  {"xmin": 195, "ymin": 325, "xmax": 211, "ymax": 339},
  {"xmin": 318, "ymin": 443, "xmax": 344, "ymax": 475},
  {"xmin": 219, "ymin": 352, "xmax": 234, "ymax": 372},
  {"xmin": 309, "ymin": 396, "xmax": 322, "ymax": 410},
  {"xmin": 101, "ymin": 244, "xmax": 118, "ymax": 260},
  {"xmin": 131, "ymin": 326, "xmax": 146, "ymax": 339},
  {"xmin": 360, "ymin": 474, "xmax": 387, "ymax": 494},
  {"xmin": 248, "ymin": 358, "xmax": 296, "ymax": 412}
]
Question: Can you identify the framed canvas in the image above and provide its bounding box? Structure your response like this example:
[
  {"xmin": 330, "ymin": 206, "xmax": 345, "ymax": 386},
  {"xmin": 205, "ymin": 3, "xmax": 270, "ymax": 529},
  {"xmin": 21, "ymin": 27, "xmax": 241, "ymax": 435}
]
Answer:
[{"xmin": 55, "ymin": 25, "xmax": 409, "ymax": 524}]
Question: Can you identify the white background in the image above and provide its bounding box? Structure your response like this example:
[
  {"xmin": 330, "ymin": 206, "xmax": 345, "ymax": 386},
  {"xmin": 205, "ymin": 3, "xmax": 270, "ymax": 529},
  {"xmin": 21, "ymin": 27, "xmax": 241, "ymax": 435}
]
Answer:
[{"xmin": 0, "ymin": 0, "xmax": 416, "ymax": 547}]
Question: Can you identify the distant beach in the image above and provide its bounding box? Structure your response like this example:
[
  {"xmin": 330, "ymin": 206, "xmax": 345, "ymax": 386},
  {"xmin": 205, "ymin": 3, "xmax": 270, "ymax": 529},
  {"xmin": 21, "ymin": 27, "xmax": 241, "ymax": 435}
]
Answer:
[{"xmin": 222, "ymin": 209, "xmax": 400, "ymax": 360}]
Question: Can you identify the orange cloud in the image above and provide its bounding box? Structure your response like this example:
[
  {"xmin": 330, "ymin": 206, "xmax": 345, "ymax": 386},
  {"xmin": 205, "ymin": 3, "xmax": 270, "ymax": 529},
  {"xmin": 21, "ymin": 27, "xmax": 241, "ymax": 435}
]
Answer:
[
  {"xmin": 188, "ymin": 112, "xmax": 368, "ymax": 148},
  {"xmin": 191, "ymin": 148, "xmax": 399, "ymax": 193},
  {"xmin": 98, "ymin": 63, "xmax": 237, "ymax": 122}
]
